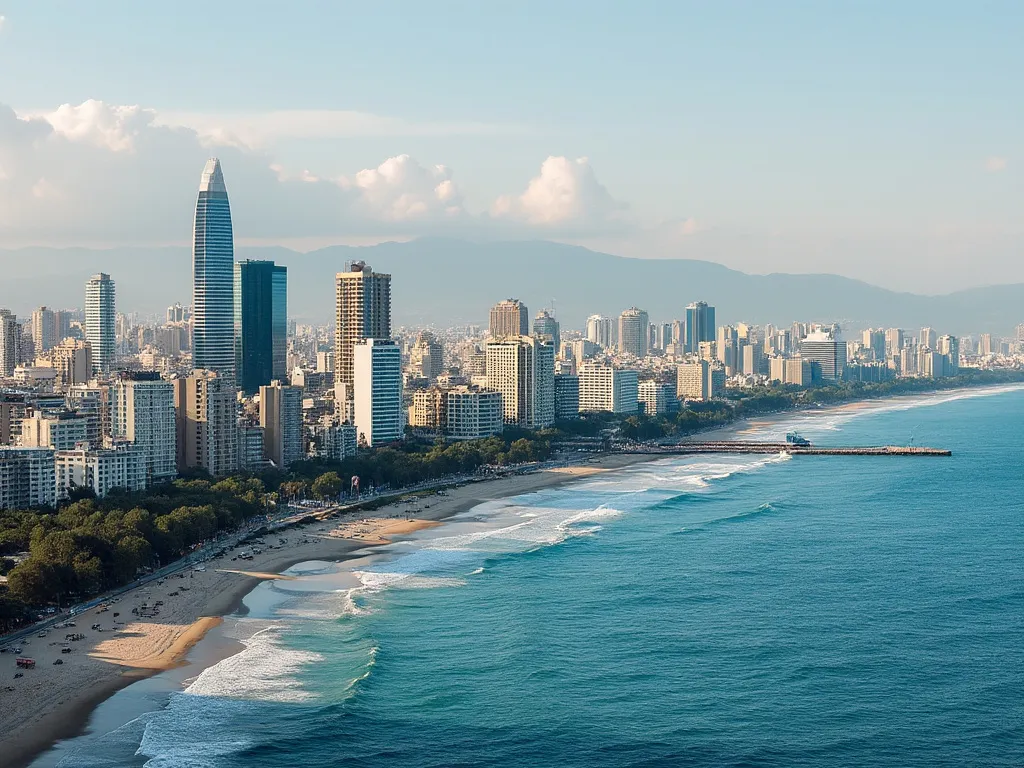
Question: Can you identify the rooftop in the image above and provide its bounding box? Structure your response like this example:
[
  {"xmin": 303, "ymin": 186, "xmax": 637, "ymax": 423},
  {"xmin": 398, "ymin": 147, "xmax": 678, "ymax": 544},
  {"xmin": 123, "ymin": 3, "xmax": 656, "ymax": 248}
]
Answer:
[{"xmin": 198, "ymin": 158, "xmax": 227, "ymax": 196}]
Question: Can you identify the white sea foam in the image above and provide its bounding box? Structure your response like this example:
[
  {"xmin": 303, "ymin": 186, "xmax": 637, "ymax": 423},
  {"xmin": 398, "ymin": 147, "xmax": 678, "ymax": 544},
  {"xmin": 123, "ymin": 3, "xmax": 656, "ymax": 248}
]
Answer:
[
  {"xmin": 353, "ymin": 571, "xmax": 467, "ymax": 591},
  {"xmin": 271, "ymin": 585, "xmax": 364, "ymax": 620},
  {"xmin": 422, "ymin": 517, "xmax": 558, "ymax": 551},
  {"xmin": 340, "ymin": 644, "xmax": 380, "ymax": 695},
  {"xmin": 55, "ymin": 711, "xmax": 157, "ymax": 767},
  {"xmin": 140, "ymin": 715, "xmax": 256, "ymax": 768},
  {"xmin": 319, "ymin": 498, "xmax": 630, "ymax": 612},
  {"xmin": 424, "ymin": 500, "xmax": 623, "ymax": 551},
  {"xmin": 137, "ymin": 624, "xmax": 319, "ymax": 768},
  {"xmin": 553, "ymin": 504, "xmax": 625, "ymax": 536},
  {"xmin": 184, "ymin": 624, "xmax": 322, "ymax": 703},
  {"xmin": 614, "ymin": 452, "xmax": 792, "ymax": 494}
]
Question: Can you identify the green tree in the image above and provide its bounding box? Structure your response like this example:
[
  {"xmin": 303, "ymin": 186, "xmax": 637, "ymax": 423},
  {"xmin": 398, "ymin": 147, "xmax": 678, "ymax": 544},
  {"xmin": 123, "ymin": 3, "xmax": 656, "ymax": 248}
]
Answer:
[
  {"xmin": 0, "ymin": 593, "xmax": 34, "ymax": 633},
  {"xmin": 311, "ymin": 472, "xmax": 343, "ymax": 500},
  {"xmin": 506, "ymin": 438, "xmax": 537, "ymax": 464},
  {"xmin": 114, "ymin": 534, "xmax": 152, "ymax": 580},
  {"xmin": 7, "ymin": 559, "xmax": 60, "ymax": 605},
  {"xmin": 73, "ymin": 554, "xmax": 104, "ymax": 594},
  {"xmin": 279, "ymin": 481, "xmax": 309, "ymax": 499}
]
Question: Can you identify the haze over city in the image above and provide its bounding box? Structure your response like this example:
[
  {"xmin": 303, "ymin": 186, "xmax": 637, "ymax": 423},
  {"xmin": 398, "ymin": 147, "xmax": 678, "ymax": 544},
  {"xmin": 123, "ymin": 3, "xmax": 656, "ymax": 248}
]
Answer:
[{"xmin": 0, "ymin": 2, "xmax": 1021, "ymax": 292}]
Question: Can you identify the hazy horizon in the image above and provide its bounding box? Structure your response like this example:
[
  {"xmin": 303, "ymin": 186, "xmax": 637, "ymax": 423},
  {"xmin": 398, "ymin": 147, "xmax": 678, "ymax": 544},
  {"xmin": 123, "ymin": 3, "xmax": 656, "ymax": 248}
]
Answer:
[
  {"xmin": 1, "ymin": 2, "xmax": 1021, "ymax": 294},
  {"xmin": 1, "ymin": 234, "xmax": 1020, "ymax": 298},
  {"xmin": 3, "ymin": 238, "xmax": 1022, "ymax": 335}
]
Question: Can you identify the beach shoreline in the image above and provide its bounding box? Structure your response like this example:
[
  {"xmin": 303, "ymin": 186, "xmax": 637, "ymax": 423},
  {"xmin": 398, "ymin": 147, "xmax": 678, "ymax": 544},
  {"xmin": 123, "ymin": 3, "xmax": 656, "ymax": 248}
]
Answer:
[
  {"xmin": 697, "ymin": 380, "xmax": 1024, "ymax": 440},
  {"xmin": 8, "ymin": 381, "xmax": 1023, "ymax": 767},
  {"xmin": 2, "ymin": 453, "xmax": 654, "ymax": 768}
]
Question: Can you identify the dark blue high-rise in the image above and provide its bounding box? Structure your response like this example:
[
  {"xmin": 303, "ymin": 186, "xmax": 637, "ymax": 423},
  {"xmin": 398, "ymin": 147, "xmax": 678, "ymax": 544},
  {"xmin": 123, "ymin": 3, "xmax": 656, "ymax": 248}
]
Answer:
[
  {"xmin": 685, "ymin": 301, "xmax": 716, "ymax": 353},
  {"xmin": 234, "ymin": 260, "xmax": 287, "ymax": 395}
]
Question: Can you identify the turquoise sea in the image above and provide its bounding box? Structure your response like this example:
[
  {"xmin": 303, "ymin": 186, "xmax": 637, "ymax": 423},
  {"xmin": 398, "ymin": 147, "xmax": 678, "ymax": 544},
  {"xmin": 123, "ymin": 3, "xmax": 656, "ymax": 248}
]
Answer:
[{"xmin": 38, "ymin": 386, "xmax": 1024, "ymax": 767}]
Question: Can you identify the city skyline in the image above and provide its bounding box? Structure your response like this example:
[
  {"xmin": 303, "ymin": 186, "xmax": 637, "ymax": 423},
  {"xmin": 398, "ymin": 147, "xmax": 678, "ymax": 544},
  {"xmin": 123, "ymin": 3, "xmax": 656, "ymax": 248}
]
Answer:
[{"xmin": 6, "ymin": 236, "xmax": 1024, "ymax": 336}]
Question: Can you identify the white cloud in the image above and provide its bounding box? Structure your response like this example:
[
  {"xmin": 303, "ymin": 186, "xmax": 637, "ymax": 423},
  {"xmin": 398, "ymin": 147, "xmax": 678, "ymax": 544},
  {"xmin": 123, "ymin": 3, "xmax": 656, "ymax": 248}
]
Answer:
[
  {"xmin": 269, "ymin": 164, "xmax": 321, "ymax": 183},
  {"xmin": 37, "ymin": 100, "xmax": 152, "ymax": 152},
  {"xmin": 0, "ymin": 100, "xmax": 620, "ymax": 246},
  {"xmin": 344, "ymin": 154, "xmax": 465, "ymax": 221},
  {"xmin": 492, "ymin": 156, "xmax": 625, "ymax": 227},
  {"xmin": 0, "ymin": 101, "xmax": 346, "ymax": 241},
  {"xmin": 985, "ymin": 156, "xmax": 1008, "ymax": 172},
  {"xmin": 0, "ymin": 15, "xmax": 6, "ymax": 31}
]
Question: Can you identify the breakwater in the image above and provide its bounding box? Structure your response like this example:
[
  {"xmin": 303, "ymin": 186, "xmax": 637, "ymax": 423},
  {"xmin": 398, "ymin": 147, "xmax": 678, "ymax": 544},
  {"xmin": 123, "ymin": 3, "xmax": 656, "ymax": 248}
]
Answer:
[{"xmin": 632, "ymin": 441, "xmax": 951, "ymax": 456}]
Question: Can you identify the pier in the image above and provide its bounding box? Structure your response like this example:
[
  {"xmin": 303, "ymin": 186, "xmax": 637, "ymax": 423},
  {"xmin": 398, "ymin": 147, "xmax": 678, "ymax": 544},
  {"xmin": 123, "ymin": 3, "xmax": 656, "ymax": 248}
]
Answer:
[{"xmin": 633, "ymin": 441, "xmax": 951, "ymax": 457}]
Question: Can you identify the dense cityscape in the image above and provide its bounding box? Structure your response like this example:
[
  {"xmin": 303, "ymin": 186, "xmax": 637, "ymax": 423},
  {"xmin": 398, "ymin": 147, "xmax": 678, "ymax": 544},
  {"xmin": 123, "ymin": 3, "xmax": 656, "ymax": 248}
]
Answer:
[
  {"xmin": 3, "ymin": 4, "xmax": 1024, "ymax": 766},
  {"xmin": 1, "ymin": 155, "xmax": 1023, "ymax": 624},
  {"xmin": 1, "ymin": 157, "xmax": 1023, "ymax": 516}
]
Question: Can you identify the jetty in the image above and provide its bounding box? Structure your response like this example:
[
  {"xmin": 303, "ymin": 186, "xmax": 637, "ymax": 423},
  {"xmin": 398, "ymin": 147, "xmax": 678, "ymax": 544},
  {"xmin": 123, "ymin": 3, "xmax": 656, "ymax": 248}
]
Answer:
[{"xmin": 631, "ymin": 441, "xmax": 951, "ymax": 457}]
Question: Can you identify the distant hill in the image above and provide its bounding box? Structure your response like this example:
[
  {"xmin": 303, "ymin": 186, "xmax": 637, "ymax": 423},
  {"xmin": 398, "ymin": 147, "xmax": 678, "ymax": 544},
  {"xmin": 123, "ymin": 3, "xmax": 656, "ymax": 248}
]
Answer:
[{"xmin": 1, "ymin": 238, "xmax": 1021, "ymax": 335}]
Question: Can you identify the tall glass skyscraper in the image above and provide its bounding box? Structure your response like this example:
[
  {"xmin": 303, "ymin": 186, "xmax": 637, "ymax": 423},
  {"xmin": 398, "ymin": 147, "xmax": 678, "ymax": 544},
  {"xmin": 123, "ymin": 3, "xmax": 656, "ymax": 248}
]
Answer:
[
  {"xmin": 192, "ymin": 158, "xmax": 235, "ymax": 380},
  {"xmin": 84, "ymin": 273, "xmax": 115, "ymax": 374},
  {"xmin": 234, "ymin": 260, "xmax": 287, "ymax": 395},
  {"xmin": 685, "ymin": 301, "xmax": 716, "ymax": 354}
]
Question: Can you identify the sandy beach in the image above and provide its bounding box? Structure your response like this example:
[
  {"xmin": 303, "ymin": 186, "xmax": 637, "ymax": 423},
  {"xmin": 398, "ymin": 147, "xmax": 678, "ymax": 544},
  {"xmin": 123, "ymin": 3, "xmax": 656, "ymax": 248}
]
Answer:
[{"xmin": 0, "ymin": 454, "xmax": 651, "ymax": 768}]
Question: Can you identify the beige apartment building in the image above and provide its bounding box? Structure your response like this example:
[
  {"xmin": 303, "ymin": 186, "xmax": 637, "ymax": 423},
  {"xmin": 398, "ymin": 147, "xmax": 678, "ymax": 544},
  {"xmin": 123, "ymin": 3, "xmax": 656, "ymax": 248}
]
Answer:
[{"xmin": 174, "ymin": 370, "xmax": 238, "ymax": 476}]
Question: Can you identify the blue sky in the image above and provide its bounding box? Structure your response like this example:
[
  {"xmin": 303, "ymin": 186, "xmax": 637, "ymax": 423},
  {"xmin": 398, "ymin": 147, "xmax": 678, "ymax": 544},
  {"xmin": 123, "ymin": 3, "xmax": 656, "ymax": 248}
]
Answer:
[{"xmin": 0, "ymin": 1, "xmax": 1020, "ymax": 292}]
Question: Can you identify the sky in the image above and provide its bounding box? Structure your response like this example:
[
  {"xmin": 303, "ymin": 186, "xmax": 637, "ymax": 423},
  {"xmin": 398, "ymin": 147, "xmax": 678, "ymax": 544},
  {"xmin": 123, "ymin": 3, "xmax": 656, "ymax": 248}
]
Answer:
[{"xmin": 0, "ymin": 1, "xmax": 1020, "ymax": 293}]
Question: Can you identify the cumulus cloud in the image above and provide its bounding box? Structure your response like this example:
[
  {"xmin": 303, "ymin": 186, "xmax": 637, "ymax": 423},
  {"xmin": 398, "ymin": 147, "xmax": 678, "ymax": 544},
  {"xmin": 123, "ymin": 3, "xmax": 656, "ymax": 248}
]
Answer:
[
  {"xmin": 492, "ymin": 156, "xmax": 625, "ymax": 227},
  {"xmin": 38, "ymin": 100, "xmax": 152, "ymax": 152},
  {"xmin": 985, "ymin": 156, "xmax": 1008, "ymax": 172},
  {"xmin": 0, "ymin": 101, "xmax": 347, "ymax": 242},
  {"xmin": 0, "ymin": 100, "xmax": 623, "ymax": 246},
  {"xmin": 343, "ymin": 154, "xmax": 465, "ymax": 221}
]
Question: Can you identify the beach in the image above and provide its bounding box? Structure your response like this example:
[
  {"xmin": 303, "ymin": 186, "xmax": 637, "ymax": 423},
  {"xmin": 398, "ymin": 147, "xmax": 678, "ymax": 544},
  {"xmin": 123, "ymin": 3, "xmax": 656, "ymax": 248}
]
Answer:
[{"xmin": 0, "ymin": 453, "xmax": 650, "ymax": 768}]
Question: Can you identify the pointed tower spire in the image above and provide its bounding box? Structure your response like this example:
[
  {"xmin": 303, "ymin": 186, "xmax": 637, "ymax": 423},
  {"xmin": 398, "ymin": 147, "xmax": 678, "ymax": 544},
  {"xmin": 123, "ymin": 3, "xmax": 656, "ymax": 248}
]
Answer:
[
  {"xmin": 192, "ymin": 158, "xmax": 235, "ymax": 380},
  {"xmin": 199, "ymin": 157, "xmax": 228, "ymax": 196}
]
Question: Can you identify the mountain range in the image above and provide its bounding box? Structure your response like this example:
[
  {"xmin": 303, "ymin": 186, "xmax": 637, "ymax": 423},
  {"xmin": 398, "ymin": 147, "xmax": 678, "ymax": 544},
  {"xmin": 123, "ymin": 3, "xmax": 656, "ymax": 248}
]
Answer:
[{"xmin": 2, "ymin": 238, "xmax": 1021, "ymax": 335}]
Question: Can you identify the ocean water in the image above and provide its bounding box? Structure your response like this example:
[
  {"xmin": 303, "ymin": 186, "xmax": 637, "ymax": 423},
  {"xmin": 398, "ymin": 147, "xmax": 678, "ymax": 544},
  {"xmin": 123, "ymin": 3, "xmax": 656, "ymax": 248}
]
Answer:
[{"xmin": 43, "ymin": 386, "xmax": 1024, "ymax": 767}]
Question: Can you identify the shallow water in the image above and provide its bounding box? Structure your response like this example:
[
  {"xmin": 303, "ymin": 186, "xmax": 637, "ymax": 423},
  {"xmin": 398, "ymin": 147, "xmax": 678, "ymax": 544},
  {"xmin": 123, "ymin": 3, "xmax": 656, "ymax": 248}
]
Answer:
[{"xmin": 43, "ymin": 386, "xmax": 1024, "ymax": 767}]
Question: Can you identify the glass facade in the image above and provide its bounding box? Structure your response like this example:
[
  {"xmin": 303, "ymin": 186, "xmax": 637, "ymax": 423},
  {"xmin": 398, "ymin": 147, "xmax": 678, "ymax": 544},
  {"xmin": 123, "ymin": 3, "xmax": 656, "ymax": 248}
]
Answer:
[
  {"xmin": 192, "ymin": 158, "xmax": 235, "ymax": 380},
  {"xmin": 234, "ymin": 260, "xmax": 288, "ymax": 395},
  {"xmin": 685, "ymin": 301, "xmax": 716, "ymax": 354}
]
